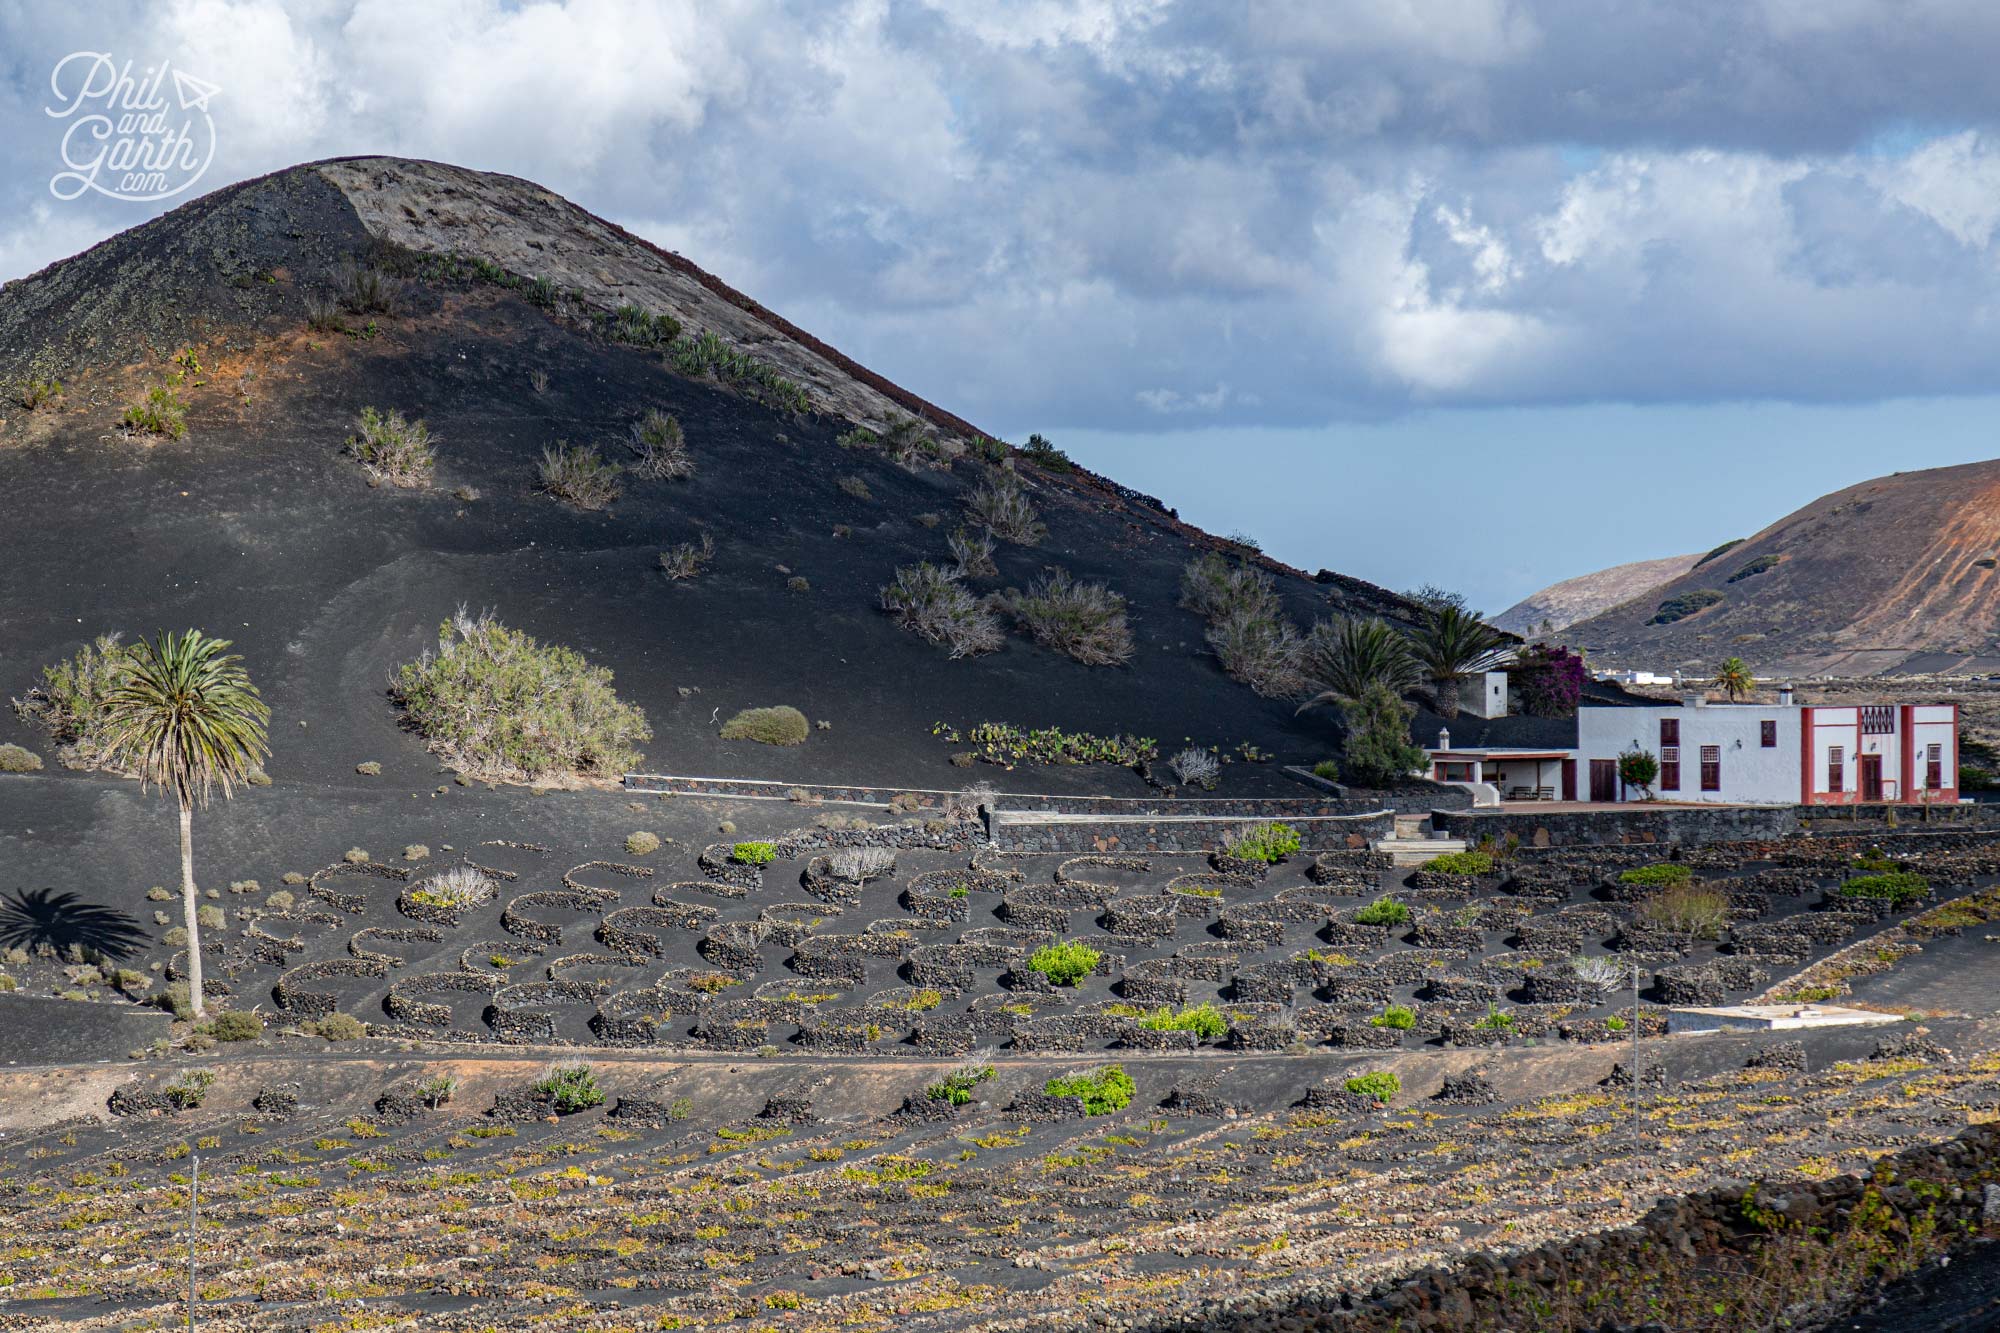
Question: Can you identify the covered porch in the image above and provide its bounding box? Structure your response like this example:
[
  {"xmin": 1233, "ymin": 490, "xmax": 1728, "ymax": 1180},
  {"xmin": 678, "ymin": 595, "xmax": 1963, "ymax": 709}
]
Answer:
[{"xmin": 1428, "ymin": 749, "xmax": 1574, "ymax": 804}]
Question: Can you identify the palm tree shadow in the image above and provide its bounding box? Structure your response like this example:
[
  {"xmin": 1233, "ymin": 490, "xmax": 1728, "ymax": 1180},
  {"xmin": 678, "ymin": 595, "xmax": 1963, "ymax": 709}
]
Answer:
[{"xmin": 0, "ymin": 888, "xmax": 152, "ymax": 961}]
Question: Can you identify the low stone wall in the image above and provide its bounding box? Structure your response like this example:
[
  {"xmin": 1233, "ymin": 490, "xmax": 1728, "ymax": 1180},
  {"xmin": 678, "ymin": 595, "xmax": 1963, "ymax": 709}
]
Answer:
[
  {"xmin": 987, "ymin": 793, "xmax": 1374, "ymax": 817},
  {"xmin": 1438, "ymin": 803, "xmax": 1798, "ymax": 847},
  {"xmin": 987, "ymin": 810, "xmax": 1394, "ymax": 854},
  {"xmin": 1157, "ymin": 1122, "xmax": 2000, "ymax": 1332}
]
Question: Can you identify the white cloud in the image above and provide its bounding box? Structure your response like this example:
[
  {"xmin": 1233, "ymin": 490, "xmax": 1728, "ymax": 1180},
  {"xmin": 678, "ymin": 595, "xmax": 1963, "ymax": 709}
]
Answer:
[{"xmin": 8, "ymin": 0, "xmax": 2000, "ymax": 428}]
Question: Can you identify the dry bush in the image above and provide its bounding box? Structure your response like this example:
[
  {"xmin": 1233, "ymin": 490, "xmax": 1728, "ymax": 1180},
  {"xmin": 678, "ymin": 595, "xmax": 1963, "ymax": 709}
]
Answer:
[
  {"xmin": 338, "ymin": 263, "xmax": 397, "ymax": 315},
  {"xmin": 829, "ymin": 847, "xmax": 896, "ymax": 882},
  {"xmin": 1637, "ymin": 882, "xmax": 1729, "ymax": 938},
  {"xmin": 538, "ymin": 442, "xmax": 621, "ymax": 509},
  {"xmin": 999, "ymin": 568, "xmax": 1133, "ymax": 666},
  {"xmin": 1169, "ymin": 746, "xmax": 1221, "ymax": 790},
  {"xmin": 628, "ymin": 409, "xmax": 693, "ymax": 480},
  {"xmin": 390, "ymin": 607, "xmax": 651, "ymax": 782},
  {"xmin": 1182, "ymin": 553, "xmax": 1307, "ymax": 697},
  {"xmin": 880, "ymin": 563, "xmax": 1004, "ymax": 658},
  {"xmin": 346, "ymin": 407, "xmax": 436, "ymax": 488},
  {"xmin": 963, "ymin": 469, "xmax": 1046, "ymax": 545},
  {"xmin": 410, "ymin": 865, "xmax": 495, "ymax": 908},
  {"xmin": 947, "ymin": 525, "xmax": 997, "ymax": 578},
  {"xmin": 658, "ymin": 533, "xmax": 716, "ymax": 580}
]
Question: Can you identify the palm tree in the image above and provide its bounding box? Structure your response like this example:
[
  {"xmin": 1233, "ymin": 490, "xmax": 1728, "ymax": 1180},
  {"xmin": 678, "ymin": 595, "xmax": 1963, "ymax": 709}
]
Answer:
[
  {"xmin": 1713, "ymin": 657, "xmax": 1754, "ymax": 703},
  {"xmin": 1296, "ymin": 616, "xmax": 1421, "ymax": 715},
  {"xmin": 102, "ymin": 631, "xmax": 269, "ymax": 1020},
  {"xmin": 1409, "ymin": 605, "xmax": 1509, "ymax": 720}
]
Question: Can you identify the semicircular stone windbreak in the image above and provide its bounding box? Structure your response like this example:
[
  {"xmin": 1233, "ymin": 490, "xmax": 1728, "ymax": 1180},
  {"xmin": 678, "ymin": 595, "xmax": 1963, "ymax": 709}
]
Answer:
[
  {"xmin": 458, "ymin": 938, "xmax": 548, "ymax": 975},
  {"xmin": 487, "ymin": 976, "xmax": 613, "ymax": 1042},
  {"xmin": 500, "ymin": 886, "xmax": 619, "ymax": 947},
  {"xmin": 696, "ymin": 919, "xmax": 770, "ymax": 973},
  {"xmin": 691, "ymin": 996, "xmax": 771, "ymax": 1050},
  {"xmin": 970, "ymin": 845, "xmax": 1032, "ymax": 883},
  {"xmin": 597, "ymin": 902, "xmax": 719, "ymax": 959},
  {"xmin": 1054, "ymin": 854, "xmax": 1153, "ymax": 894},
  {"xmin": 698, "ymin": 843, "xmax": 768, "ymax": 891},
  {"xmin": 308, "ymin": 860, "xmax": 412, "ymax": 915},
  {"xmin": 244, "ymin": 918, "xmax": 308, "ymax": 967},
  {"xmin": 1114, "ymin": 957, "xmax": 1188, "ymax": 1006},
  {"xmin": 1100, "ymin": 894, "xmax": 1179, "ymax": 942},
  {"xmin": 383, "ymin": 968, "xmax": 503, "ymax": 1029},
  {"xmin": 757, "ymin": 901, "xmax": 836, "ymax": 949},
  {"xmin": 348, "ymin": 924, "xmax": 444, "ymax": 967},
  {"xmin": 274, "ymin": 956, "xmax": 390, "ymax": 1017}
]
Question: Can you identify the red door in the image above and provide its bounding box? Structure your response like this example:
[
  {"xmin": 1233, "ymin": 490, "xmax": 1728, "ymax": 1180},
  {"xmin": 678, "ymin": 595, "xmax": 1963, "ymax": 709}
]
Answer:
[
  {"xmin": 1589, "ymin": 759, "xmax": 1618, "ymax": 803},
  {"xmin": 1561, "ymin": 759, "xmax": 1578, "ymax": 802},
  {"xmin": 1860, "ymin": 754, "xmax": 1884, "ymax": 802}
]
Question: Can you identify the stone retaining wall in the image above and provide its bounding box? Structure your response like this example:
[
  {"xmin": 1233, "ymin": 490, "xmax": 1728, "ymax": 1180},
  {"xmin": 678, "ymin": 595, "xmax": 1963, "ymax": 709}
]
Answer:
[
  {"xmin": 1438, "ymin": 804, "xmax": 1799, "ymax": 847},
  {"xmin": 986, "ymin": 810, "xmax": 1395, "ymax": 854},
  {"xmin": 1157, "ymin": 1122, "xmax": 2000, "ymax": 1332}
]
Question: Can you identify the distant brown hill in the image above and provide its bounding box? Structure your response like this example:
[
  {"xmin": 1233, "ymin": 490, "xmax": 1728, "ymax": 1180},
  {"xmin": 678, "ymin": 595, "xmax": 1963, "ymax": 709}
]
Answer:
[
  {"xmin": 1563, "ymin": 459, "xmax": 2000, "ymax": 675},
  {"xmin": 1493, "ymin": 551, "xmax": 1701, "ymax": 637}
]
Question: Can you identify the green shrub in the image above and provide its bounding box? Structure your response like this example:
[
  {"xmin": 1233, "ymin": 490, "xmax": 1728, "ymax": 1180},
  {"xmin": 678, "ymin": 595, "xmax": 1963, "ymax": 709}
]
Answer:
[
  {"xmin": 1339, "ymin": 685, "xmax": 1429, "ymax": 787},
  {"xmin": 208, "ymin": 1010, "xmax": 262, "ymax": 1042},
  {"xmin": 628, "ymin": 408, "xmax": 693, "ymax": 480},
  {"xmin": 1343, "ymin": 1072, "xmax": 1399, "ymax": 1104},
  {"xmin": 346, "ymin": 407, "xmax": 436, "ymax": 487},
  {"xmin": 1636, "ymin": 883, "xmax": 1729, "ymax": 938},
  {"xmin": 1620, "ymin": 862, "xmax": 1691, "ymax": 888},
  {"xmin": 11, "ymin": 633, "xmax": 137, "ymax": 770},
  {"xmin": 1423, "ymin": 850, "xmax": 1493, "ymax": 876},
  {"xmin": 310, "ymin": 1013, "xmax": 366, "ymax": 1041},
  {"xmin": 961, "ymin": 721, "xmax": 1156, "ymax": 768},
  {"xmin": 1649, "ymin": 589, "xmax": 1724, "ymax": 625},
  {"xmin": 999, "ymin": 568, "xmax": 1133, "ymax": 666},
  {"xmin": 625, "ymin": 831, "xmax": 661, "ymax": 856},
  {"xmin": 121, "ymin": 385, "xmax": 188, "ymax": 440},
  {"xmin": 1370, "ymin": 1004, "xmax": 1415, "ymax": 1030},
  {"xmin": 925, "ymin": 1064, "xmax": 994, "ymax": 1106},
  {"xmin": 1606, "ymin": 1014, "xmax": 1628, "ymax": 1031},
  {"xmin": 963, "ymin": 468, "xmax": 1046, "ymax": 545},
  {"xmin": 1727, "ymin": 554, "xmax": 1781, "ymax": 583},
  {"xmin": 881, "ymin": 563, "xmax": 1004, "ymax": 658},
  {"xmin": 731, "ymin": 841, "xmax": 777, "ymax": 866},
  {"xmin": 0, "ymin": 743, "xmax": 43, "ymax": 773},
  {"xmin": 533, "ymin": 1060, "xmax": 606, "ymax": 1113},
  {"xmin": 1355, "ymin": 897, "xmax": 1411, "ymax": 926},
  {"xmin": 164, "ymin": 1069, "xmax": 215, "ymax": 1108},
  {"xmin": 390, "ymin": 610, "xmax": 650, "ymax": 782},
  {"xmin": 1044, "ymin": 1064, "xmax": 1133, "ymax": 1115},
  {"xmin": 1312, "ymin": 759, "xmax": 1340, "ymax": 782},
  {"xmin": 1840, "ymin": 872, "xmax": 1929, "ymax": 907},
  {"xmin": 1025, "ymin": 940, "xmax": 1101, "ymax": 987},
  {"xmin": 18, "ymin": 377, "xmax": 62, "ymax": 409},
  {"xmin": 418, "ymin": 1071, "xmax": 459, "ymax": 1106},
  {"xmin": 1019, "ymin": 433, "xmax": 1073, "ymax": 472},
  {"xmin": 666, "ymin": 330, "xmax": 811, "ymax": 415},
  {"xmin": 1225, "ymin": 822, "xmax": 1301, "ymax": 864},
  {"xmin": 601, "ymin": 304, "xmax": 682, "ymax": 350},
  {"xmin": 1138, "ymin": 1003, "xmax": 1228, "ymax": 1040},
  {"xmin": 1618, "ymin": 747, "xmax": 1659, "ymax": 795},
  {"xmin": 720, "ymin": 705, "xmax": 809, "ymax": 746},
  {"xmin": 1693, "ymin": 538, "xmax": 1745, "ymax": 568},
  {"xmin": 537, "ymin": 441, "xmax": 621, "ymax": 509},
  {"xmin": 1472, "ymin": 1002, "xmax": 1515, "ymax": 1031}
]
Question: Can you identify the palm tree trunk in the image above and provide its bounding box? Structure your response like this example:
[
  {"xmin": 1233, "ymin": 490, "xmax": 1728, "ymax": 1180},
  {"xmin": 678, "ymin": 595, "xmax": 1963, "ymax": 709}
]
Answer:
[
  {"xmin": 178, "ymin": 800, "xmax": 205, "ymax": 1021},
  {"xmin": 1434, "ymin": 675, "xmax": 1461, "ymax": 719}
]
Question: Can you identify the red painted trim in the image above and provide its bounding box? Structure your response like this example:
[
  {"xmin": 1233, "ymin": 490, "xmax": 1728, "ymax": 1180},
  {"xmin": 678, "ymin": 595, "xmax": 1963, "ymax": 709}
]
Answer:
[
  {"xmin": 1800, "ymin": 705, "xmax": 1814, "ymax": 804},
  {"xmin": 1900, "ymin": 704, "xmax": 1916, "ymax": 804}
]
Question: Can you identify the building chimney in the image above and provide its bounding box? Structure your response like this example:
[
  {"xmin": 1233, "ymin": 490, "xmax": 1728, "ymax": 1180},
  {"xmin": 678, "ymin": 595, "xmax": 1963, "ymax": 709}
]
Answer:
[
  {"xmin": 1681, "ymin": 691, "xmax": 1706, "ymax": 709},
  {"xmin": 1778, "ymin": 683, "xmax": 1795, "ymax": 707},
  {"xmin": 1437, "ymin": 728, "xmax": 1451, "ymax": 751}
]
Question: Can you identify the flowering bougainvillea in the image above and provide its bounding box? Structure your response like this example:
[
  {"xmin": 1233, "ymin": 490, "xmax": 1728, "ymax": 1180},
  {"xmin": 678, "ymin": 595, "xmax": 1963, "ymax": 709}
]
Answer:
[{"xmin": 1512, "ymin": 644, "xmax": 1586, "ymax": 718}]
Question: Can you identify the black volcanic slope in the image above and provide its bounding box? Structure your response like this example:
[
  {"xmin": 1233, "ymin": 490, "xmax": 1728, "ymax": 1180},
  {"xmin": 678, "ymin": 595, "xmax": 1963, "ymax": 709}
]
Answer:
[{"xmin": 0, "ymin": 157, "xmax": 1411, "ymax": 799}]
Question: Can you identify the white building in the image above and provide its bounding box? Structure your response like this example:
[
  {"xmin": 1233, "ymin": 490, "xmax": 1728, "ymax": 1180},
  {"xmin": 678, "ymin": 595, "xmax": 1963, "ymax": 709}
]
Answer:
[{"xmin": 1422, "ymin": 684, "xmax": 1960, "ymax": 807}]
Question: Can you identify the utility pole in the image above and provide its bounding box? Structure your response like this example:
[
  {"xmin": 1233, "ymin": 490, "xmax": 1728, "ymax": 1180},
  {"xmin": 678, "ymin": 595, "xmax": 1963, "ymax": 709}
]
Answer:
[{"xmin": 188, "ymin": 1153, "xmax": 199, "ymax": 1331}]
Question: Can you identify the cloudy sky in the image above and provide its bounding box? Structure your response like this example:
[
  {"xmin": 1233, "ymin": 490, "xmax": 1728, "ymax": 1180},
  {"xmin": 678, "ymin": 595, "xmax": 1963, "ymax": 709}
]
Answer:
[{"xmin": 5, "ymin": 0, "xmax": 2000, "ymax": 611}]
